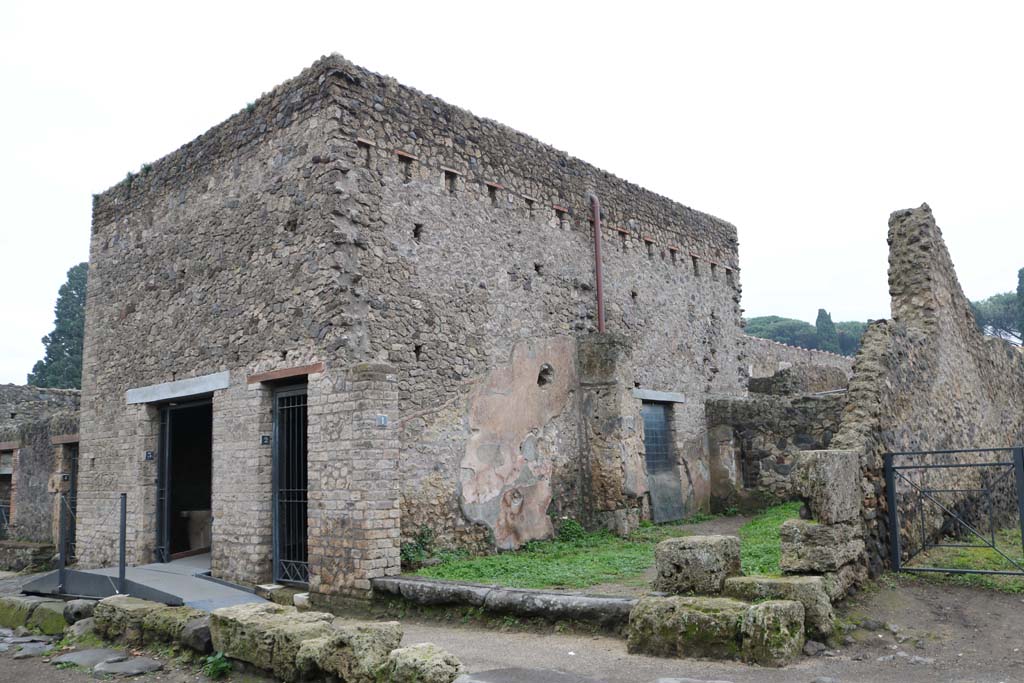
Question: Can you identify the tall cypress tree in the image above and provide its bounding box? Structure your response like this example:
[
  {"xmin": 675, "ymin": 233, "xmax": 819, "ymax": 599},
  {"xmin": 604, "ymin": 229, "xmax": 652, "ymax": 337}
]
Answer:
[
  {"xmin": 27, "ymin": 262, "xmax": 88, "ymax": 389},
  {"xmin": 1018, "ymin": 267, "xmax": 1024, "ymax": 342},
  {"xmin": 815, "ymin": 308, "xmax": 841, "ymax": 353}
]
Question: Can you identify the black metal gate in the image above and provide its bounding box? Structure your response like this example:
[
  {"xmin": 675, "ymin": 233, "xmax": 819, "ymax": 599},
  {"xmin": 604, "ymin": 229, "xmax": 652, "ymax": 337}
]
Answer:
[
  {"xmin": 884, "ymin": 447, "xmax": 1024, "ymax": 576},
  {"xmin": 64, "ymin": 444, "xmax": 79, "ymax": 562},
  {"xmin": 642, "ymin": 402, "xmax": 687, "ymax": 523},
  {"xmin": 273, "ymin": 386, "xmax": 309, "ymax": 585}
]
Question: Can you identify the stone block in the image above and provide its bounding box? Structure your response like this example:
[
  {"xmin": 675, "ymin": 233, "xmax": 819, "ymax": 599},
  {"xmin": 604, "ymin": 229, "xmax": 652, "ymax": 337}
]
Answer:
[
  {"xmin": 68, "ymin": 617, "xmax": 96, "ymax": 639},
  {"xmin": 740, "ymin": 600, "xmax": 805, "ymax": 666},
  {"xmin": 94, "ymin": 595, "xmax": 165, "ymax": 644},
  {"xmin": 380, "ymin": 643, "xmax": 464, "ymax": 683},
  {"xmin": 63, "ymin": 598, "xmax": 97, "ymax": 624},
  {"xmin": 180, "ymin": 616, "xmax": 212, "ymax": 654},
  {"xmin": 0, "ymin": 595, "xmax": 48, "ymax": 629},
  {"xmin": 626, "ymin": 596, "xmax": 747, "ymax": 659},
  {"xmin": 821, "ymin": 562, "xmax": 869, "ymax": 602},
  {"xmin": 780, "ymin": 520, "xmax": 864, "ymax": 573},
  {"xmin": 795, "ymin": 450, "xmax": 861, "ymax": 524},
  {"xmin": 652, "ymin": 535, "xmax": 741, "ymax": 595},
  {"xmin": 27, "ymin": 600, "xmax": 68, "ymax": 635},
  {"xmin": 141, "ymin": 605, "xmax": 207, "ymax": 644},
  {"xmin": 723, "ymin": 575, "xmax": 834, "ymax": 638},
  {"xmin": 295, "ymin": 619, "xmax": 403, "ymax": 682}
]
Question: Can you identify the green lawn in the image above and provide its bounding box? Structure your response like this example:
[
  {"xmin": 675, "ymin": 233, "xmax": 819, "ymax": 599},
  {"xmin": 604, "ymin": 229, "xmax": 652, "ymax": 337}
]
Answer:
[
  {"xmin": 907, "ymin": 528, "xmax": 1024, "ymax": 594},
  {"xmin": 413, "ymin": 503, "xmax": 802, "ymax": 590}
]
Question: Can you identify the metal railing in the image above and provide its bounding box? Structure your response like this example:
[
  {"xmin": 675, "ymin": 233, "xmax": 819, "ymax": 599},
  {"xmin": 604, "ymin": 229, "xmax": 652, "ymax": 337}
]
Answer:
[
  {"xmin": 884, "ymin": 446, "xmax": 1024, "ymax": 576},
  {"xmin": 0, "ymin": 499, "xmax": 10, "ymax": 538}
]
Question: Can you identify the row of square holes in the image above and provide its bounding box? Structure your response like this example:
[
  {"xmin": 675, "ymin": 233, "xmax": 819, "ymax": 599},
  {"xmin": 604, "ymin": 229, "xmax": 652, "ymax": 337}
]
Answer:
[{"xmin": 363, "ymin": 141, "xmax": 734, "ymax": 285}]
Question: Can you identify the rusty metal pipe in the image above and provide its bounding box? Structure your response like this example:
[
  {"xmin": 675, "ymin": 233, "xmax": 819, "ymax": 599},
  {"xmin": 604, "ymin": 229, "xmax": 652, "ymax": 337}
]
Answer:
[{"xmin": 590, "ymin": 194, "xmax": 606, "ymax": 333}]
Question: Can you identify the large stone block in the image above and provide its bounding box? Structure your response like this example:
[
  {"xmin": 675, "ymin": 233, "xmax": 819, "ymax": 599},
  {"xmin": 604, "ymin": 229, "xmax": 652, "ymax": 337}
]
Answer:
[
  {"xmin": 627, "ymin": 596, "xmax": 747, "ymax": 659},
  {"xmin": 723, "ymin": 575, "xmax": 834, "ymax": 638},
  {"xmin": 821, "ymin": 562, "xmax": 869, "ymax": 602},
  {"xmin": 380, "ymin": 643, "xmax": 464, "ymax": 683},
  {"xmin": 141, "ymin": 605, "xmax": 207, "ymax": 644},
  {"xmin": 26, "ymin": 600, "xmax": 67, "ymax": 635},
  {"xmin": 779, "ymin": 520, "xmax": 864, "ymax": 573},
  {"xmin": 652, "ymin": 535, "xmax": 741, "ymax": 595},
  {"xmin": 94, "ymin": 595, "xmax": 165, "ymax": 644},
  {"xmin": 211, "ymin": 602, "xmax": 403, "ymax": 683},
  {"xmin": 740, "ymin": 599, "xmax": 805, "ymax": 666},
  {"xmin": 0, "ymin": 595, "xmax": 48, "ymax": 629},
  {"xmin": 795, "ymin": 450, "xmax": 861, "ymax": 524}
]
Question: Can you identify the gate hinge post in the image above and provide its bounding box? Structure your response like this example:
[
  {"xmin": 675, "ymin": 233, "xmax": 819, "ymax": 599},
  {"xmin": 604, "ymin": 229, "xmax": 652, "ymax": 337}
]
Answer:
[
  {"xmin": 1013, "ymin": 447, "xmax": 1024, "ymax": 555},
  {"xmin": 884, "ymin": 453, "xmax": 901, "ymax": 572}
]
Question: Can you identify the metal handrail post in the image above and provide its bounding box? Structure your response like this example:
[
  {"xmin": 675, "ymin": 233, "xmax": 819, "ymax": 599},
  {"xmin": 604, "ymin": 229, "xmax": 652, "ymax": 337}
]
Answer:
[{"xmin": 118, "ymin": 493, "xmax": 127, "ymax": 594}]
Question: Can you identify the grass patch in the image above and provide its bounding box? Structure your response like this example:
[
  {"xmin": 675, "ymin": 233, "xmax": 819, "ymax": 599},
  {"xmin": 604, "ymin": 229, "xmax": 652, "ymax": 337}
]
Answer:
[
  {"xmin": 906, "ymin": 528, "xmax": 1024, "ymax": 594},
  {"xmin": 737, "ymin": 501, "xmax": 803, "ymax": 575},
  {"xmin": 415, "ymin": 504, "xmax": 801, "ymax": 590}
]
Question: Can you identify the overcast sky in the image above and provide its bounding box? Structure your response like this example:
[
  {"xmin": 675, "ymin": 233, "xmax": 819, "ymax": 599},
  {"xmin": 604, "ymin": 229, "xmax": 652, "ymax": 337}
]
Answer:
[{"xmin": 1, "ymin": 1, "xmax": 1022, "ymax": 385}]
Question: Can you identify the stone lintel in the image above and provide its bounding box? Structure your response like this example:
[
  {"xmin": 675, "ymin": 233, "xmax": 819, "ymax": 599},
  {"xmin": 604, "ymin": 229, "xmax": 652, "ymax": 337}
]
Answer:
[
  {"xmin": 246, "ymin": 363, "xmax": 325, "ymax": 385},
  {"xmin": 632, "ymin": 388, "xmax": 686, "ymax": 404},
  {"xmin": 50, "ymin": 434, "xmax": 80, "ymax": 445},
  {"xmin": 125, "ymin": 371, "xmax": 230, "ymax": 405}
]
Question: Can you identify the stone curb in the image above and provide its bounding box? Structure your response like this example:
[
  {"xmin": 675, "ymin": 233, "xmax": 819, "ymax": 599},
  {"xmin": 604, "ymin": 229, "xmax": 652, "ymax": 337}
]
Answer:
[{"xmin": 372, "ymin": 577, "xmax": 637, "ymax": 628}]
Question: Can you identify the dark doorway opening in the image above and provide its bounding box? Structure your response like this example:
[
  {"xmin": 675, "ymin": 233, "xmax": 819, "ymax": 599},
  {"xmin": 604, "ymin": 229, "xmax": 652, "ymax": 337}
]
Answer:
[
  {"xmin": 642, "ymin": 401, "xmax": 687, "ymax": 523},
  {"xmin": 65, "ymin": 444, "xmax": 79, "ymax": 561},
  {"xmin": 273, "ymin": 385, "xmax": 308, "ymax": 585},
  {"xmin": 156, "ymin": 401, "xmax": 213, "ymax": 562}
]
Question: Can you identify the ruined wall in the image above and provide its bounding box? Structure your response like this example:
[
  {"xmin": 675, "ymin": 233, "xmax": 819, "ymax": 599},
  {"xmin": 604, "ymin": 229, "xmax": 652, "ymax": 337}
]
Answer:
[
  {"xmin": 744, "ymin": 336, "xmax": 853, "ymax": 380},
  {"xmin": 0, "ymin": 385, "xmax": 80, "ymax": 431},
  {"xmin": 323, "ymin": 54, "xmax": 746, "ymax": 549},
  {"xmin": 748, "ymin": 364, "xmax": 849, "ymax": 396},
  {"xmin": 833, "ymin": 204, "xmax": 1024, "ymax": 574},
  {"xmin": 706, "ymin": 392, "xmax": 846, "ymax": 512}
]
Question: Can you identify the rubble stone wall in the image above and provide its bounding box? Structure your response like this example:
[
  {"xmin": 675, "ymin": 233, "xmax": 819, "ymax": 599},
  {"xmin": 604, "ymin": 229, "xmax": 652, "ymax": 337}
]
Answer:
[
  {"xmin": 706, "ymin": 393, "xmax": 846, "ymax": 512},
  {"xmin": 0, "ymin": 385, "xmax": 79, "ymax": 432},
  {"xmin": 744, "ymin": 336, "xmax": 853, "ymax": 379},
  {"xmin": 833, "ymin": 205, "xmax": 1024, "ymax": 574},
  {"xmin": 80, "ymin": 54, "xmax": 747, "ymax": 592}
]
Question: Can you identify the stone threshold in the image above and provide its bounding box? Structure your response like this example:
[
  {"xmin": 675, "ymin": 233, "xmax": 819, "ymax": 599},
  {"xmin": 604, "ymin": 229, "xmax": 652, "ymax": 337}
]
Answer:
[{"xmin": 371, "ymin": 576, "xmax": 636, "ymax": 629}]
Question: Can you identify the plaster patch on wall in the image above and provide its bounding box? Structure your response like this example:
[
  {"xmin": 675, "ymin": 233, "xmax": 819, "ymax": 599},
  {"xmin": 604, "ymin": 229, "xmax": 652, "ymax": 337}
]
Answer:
[{"xmin": 459, "ymin": 336, "xmax": 577, "ymax": 549}]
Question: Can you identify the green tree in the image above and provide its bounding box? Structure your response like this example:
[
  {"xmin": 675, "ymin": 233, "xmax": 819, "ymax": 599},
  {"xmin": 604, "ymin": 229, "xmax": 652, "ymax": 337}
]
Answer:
[
  {"xmin": 744, "ymin": 316, "xmax": 819, "ymax": 349},
  {"xmin": 835, "ymin": 320, "xmax": 868, "ymax": 356},
  {"xmin": 971, "ymin": 291, "xmax": 1021, "ymax": 345},
  {"xmin": 1018, "ymin": 268, "xmax": 1024, "ymax": 339},
  {"xmin": 815, "ymin": 309, "xmax": 840, "ymax": 353},
  {"xmin": 27, "ymin": 262, "xmax": 87, "ymax": 389}
]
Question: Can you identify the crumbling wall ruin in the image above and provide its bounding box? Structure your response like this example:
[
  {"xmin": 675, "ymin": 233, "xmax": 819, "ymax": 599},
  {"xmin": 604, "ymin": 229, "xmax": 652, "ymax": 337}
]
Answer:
[
  {"xmin": 833, "ymin": 204, "xmax": 1024, "ymax": 574},
  {"xmin": 744, "ymin": 336, "xmax": 853, "ymax": 380}
]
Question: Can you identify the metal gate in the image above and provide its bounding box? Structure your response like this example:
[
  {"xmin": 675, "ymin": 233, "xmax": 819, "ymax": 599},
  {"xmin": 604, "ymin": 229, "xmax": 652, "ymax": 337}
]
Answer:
[
  {"xmin": 884, "ymin": 447, "xmax": 1024, "ymax": 576},
  {"xmin": 642, "ymin": 402, "xmax": 687, "ymax": 523},
  {"xmin": 273, "ymin": 386, "xmax": 309, "ymax": 585},
  {"xmin": 64, "ymin": 444, "xmax": 79, "ymax": 562}
]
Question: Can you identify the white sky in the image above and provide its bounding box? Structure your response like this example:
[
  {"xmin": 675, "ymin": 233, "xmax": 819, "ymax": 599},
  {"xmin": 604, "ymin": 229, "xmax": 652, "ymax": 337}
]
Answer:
[{"xmin": 1, "ymin": 1, "xmax": 1022, "ymax": 384}]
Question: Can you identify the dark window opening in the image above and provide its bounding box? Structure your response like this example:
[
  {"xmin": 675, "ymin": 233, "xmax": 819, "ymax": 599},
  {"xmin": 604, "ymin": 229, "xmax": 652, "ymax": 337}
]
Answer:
[
  {"xmin": 534, "ymin": 262, "xmax": 543, "ymax": 275},
  {"xmin": 645, "ymin": 240, "xmax": 655, "ymax": 259},
  {"xmin": 398, "ymin": 155, "xmax": 413, "ymax": 182},
  {"xmin": 525, "ymin": 198, "xmax": 535, "ymax": 217},
  {"xmin": 555, "ymin": 208, "xmax": 567, "ymax": 229},
  {"xmin": 444, "ymin": 170, "xmax": 457, "ymax": 194},
  {"xmin": 537, "ymin": 364, "xmax": 554, "ymax": 387},
  {"xmin": 726, "ymin": 268, "xmax": 734, "ymax": 287},
  {"xmin": 413, "ymin": 223, "xmax": 423, "ymax": 243},
  {"xmin": 631, "ymin": 290, "xmax": 639, "ymax": 302},
  {"xmin": 357, "ymin": 140, "xmax": 372, "ymax": 166},
  {"xmin": 670, "ymin": 249, "xmax": 678, "ymax": 265},
  {"xmin": 692, "ymin": 256, "xmax": 700, "ymax": 276},
  {"xmin": 414, "ymin": 344, "xmax": 424, "ymax": 362},
  {"xmin": 620, "ymin": 231, "xmax": 628, "ymax": 251},
  {"xmin": 488, "ymin": 184, "xmax": 499, "ymax": 206}
]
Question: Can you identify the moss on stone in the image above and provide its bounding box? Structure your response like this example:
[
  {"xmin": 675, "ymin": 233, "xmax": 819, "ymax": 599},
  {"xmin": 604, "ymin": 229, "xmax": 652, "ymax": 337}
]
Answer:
[
  {"xmin": 0, "ymin": 595, "xmax": 47, "ymax": 629},
  {"xmin": 626, "ymin": 596, "xmax": 748, "ymax": 659},
  {"xmin": 27, "ymin": 600, "xmax": 68, "ymax": 635},
  {"xmin": 740, "ymin": 599, "xmax": 805, "ymax": 666},
  {"xmin": 379, "ymin": 643, "xmax": 464, "ymax": 683}
]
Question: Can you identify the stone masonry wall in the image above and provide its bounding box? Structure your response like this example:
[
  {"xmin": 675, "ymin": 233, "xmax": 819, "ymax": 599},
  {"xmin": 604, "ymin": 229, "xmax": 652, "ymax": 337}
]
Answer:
[
  {"xmin": 706, "ymin": 393, "xmax": 846, "ymax": 512},
  {"xmin": 321, "ymin": 54, "xmax": 747, "ymax": 548},
  {"xmin": 0, "ymin": 385, "xmax": 80, "ymax": 432},
  {"xmin": 80, "ymin": 54, "xmax": 748, "ymax": 592},
  {"xmin": 744, "ymin": 336, "xmax": 853, "ymax": 379},
  {"xmin": 833, "ymin": 204, "xmax": 1024, "ymax": 574}
]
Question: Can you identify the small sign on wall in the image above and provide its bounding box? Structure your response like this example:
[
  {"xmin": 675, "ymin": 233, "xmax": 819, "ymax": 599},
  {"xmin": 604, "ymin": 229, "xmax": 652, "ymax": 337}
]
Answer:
[
  {"xmin": 261, "ymin": 435, "xmax": 271, "ymax": 446},
  {"xmin": 144, "ymin": 451, "xmax": 155, "ymax": 461}
]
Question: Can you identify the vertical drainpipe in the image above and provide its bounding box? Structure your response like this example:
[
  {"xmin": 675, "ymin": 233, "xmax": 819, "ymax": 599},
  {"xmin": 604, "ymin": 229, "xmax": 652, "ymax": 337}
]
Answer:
[{"xmin": 590, "ymin": 193, "xmax": 606, "ymax": 333}]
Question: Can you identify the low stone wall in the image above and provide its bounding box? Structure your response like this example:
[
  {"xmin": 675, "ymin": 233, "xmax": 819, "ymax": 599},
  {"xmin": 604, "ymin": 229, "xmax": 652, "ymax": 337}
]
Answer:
[
  {"xmin": 706, "ymin": 393, "xmax": 846, "ymax": 511},
  {"xmin": 748, "ymin": 364, "xmax": 849, "ymax": 396},
  {"xmin": 0, "ymin": 539, "xmax": 54, "ymax": 572},
  {"xmin": 744, "ymin": 336, "xmax": 853, "ymax": 380}
]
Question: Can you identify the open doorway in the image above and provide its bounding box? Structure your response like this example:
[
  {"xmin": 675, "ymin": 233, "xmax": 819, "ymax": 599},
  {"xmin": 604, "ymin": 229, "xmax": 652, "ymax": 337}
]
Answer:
[
  {"xmin": 156, "ymin": 401, "xmax": 213, "ymax": 562},
  {"xmin": 641, "ymin": 401, "xmax": 687, "ymax": 523}
]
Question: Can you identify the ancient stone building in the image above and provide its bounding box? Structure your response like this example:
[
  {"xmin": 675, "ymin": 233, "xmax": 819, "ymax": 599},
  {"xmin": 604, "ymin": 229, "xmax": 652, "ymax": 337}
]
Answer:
[
  {"xmin": 0, "ymin": 385, "xmax": 80, "ymax": 549},
  {"xmin": 78, "ymin": 54, "xmax": 754, "ymax": 603}
]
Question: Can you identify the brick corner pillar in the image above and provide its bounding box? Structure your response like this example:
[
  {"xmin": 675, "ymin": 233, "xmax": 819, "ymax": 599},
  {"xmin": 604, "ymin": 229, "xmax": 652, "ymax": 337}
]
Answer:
[
  {"xmin": 308, "ymin": 362, "xmax": 400, "ymax": 607},
  {"xmin": 576, "ymin": 333, "xmax": 647, "ymax": 535}
]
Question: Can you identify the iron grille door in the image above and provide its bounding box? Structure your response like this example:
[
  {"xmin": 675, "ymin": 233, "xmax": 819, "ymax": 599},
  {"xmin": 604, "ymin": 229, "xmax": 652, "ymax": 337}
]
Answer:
[
  {"xmin": 642, "ymin": 402, "xmax": 688, "ymax": 523},
  {"xmin": 273, "ymin": 386, "xmax": 309, "ymax": 585},
  {"xmin": 65, "ymin": 444, "xmax": 79, "ymax": 562},
  {"xmin": 155, "ymin": 407, "xmax": 171, "ymax": 563}
]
